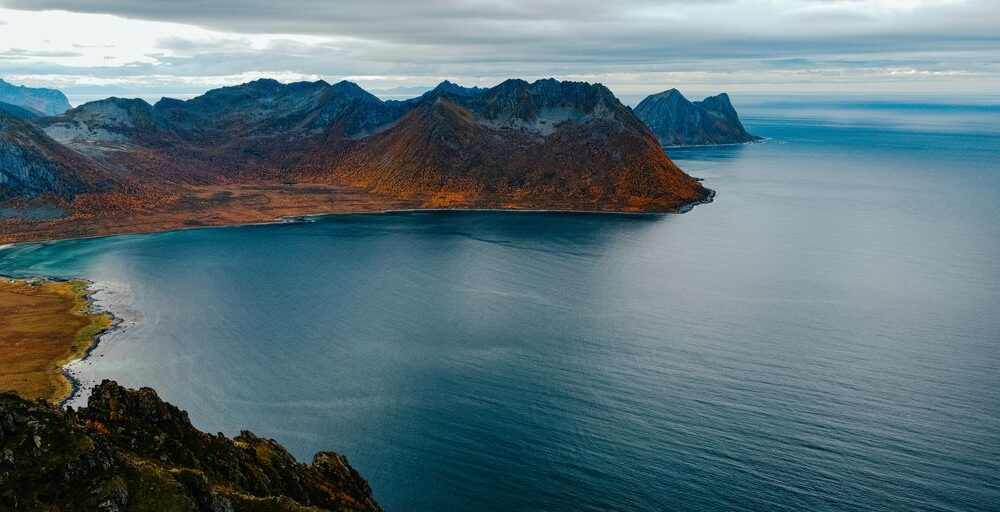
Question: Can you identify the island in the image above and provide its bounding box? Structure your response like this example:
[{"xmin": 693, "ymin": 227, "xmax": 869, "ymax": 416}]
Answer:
[{"xmin": 633, "ymin": 88, "xmax": 761, "ymax": 147}]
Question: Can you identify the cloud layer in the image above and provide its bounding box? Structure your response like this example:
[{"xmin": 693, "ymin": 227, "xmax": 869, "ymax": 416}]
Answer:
[{"xmin": 0, "ymin": 0, "xmax": 997, "ymax": 104}]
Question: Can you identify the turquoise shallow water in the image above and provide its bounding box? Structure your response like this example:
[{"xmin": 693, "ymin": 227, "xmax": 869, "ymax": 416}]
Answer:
[{"xmin": 2, "ymin": 103, "xmax": 999, "ymax": 511}]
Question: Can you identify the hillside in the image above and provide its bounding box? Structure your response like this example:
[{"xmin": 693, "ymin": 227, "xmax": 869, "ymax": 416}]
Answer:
[
  {"xmin": 0, "ymin": 109, "xmax": 112, "ymax": 202},
  {"xmin": 3, "ymin": 78, "xmax": 712, "ymax": 242}
]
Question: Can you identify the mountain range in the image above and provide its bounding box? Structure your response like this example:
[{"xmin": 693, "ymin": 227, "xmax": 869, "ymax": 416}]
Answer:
[
  {"xmin": 1, "ymin": 78, "xmax": 723, "ymax": 242},
  {"xmin": 634, "ymin": 89, "xmax": 760, "ymax": 147}
]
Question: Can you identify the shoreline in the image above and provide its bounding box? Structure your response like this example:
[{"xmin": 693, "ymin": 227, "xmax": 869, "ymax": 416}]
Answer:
[
  {"xmin": 0, "ymin": 276, "xmax": 114, "ymax": 403},
  {"xmin": 3, "ymin": 191, "xmax": 713, "ymax": 405},
  {"xmin": 59, "ymin": 280, "xmax": 126, "ymax": 408},
  {"xmin": 0, "ymin": 189, "xmax": 715, "ymax": 248},
  {"xmin": 662, "ymin": 138, "xmax": 766, "ymax": 149},
  {"xmin": 284, "ymin": 194, "xmax": 717, "ymax": 222}
]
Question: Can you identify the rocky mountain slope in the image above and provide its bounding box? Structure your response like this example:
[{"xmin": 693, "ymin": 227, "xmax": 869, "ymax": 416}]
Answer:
[
  {"xmin": 633, "ymin": 89, "xmax": 760, "ymax": 147},
  {"xmin": 0, "ymin": 381, "xmax": 382, "ymax": 512},
  {"xmin": 335, "ymin": 79, "xmax": 708, "ymax": 209},
  {"xmin": 32, "ymin": 78, "xmax": 707, "ymax": 211},
  {"xmin": 0, "ymin": 79, "xmax": 71, "ymax": 117},
  {"xmin": 0, "ymin": 109, "xmax": 113, "ymax": 201},
  {"xmin": 2, "ymin": 78, "xmax": 713, "ymax": 242}
]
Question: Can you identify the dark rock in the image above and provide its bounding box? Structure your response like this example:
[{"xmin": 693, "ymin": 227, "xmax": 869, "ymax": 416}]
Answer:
[
  {"xmin": 634, "ymin": 88, "xmax": 760, "ymax": 147},
  {"xmin": 0, "ymin": 381, "xmax": 382, "ymax": 511}
]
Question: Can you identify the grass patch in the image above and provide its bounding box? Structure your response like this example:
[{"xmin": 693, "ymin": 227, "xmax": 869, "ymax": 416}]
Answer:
[{"xmin": 0, "ymin": 277, "xmax": 113, "ymax": 402}]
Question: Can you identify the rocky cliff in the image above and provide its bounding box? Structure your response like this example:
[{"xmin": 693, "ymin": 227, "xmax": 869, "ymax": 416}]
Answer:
[
  {"xmin": 633, "ymin": 89, "xmax": 759, "ymax": 147},
  {"xmin": 0, "ymin": 109, "xmax": 113, "ymax": 201},
  {"xmin": 0, "ymin": 381, "xmax": 382, "ymax": 512}
]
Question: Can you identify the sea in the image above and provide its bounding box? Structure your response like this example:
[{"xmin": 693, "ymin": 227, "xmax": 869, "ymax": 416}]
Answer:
[{"xmin": 1, "ymin": 98, "xmax": 998, "ymax": 511}]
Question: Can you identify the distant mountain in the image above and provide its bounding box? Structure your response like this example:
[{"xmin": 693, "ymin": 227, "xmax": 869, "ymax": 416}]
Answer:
[
  {"xmin": 634, "ymin": 89, "xmax": 760, "ymax": 147},
  {"xmin": 0, "ymin": 78, "xmax": 72, "ymax": 116}
]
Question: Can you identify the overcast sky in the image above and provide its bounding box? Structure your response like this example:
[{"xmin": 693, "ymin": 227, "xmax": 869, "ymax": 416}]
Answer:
[{"xmin": 0, "ymin": 0, "xmax": 997, "ymax": 105}]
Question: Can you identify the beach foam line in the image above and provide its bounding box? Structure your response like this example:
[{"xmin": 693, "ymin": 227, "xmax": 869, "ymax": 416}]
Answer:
[{"xmin": 61, "ymin": 279, "xmax": 142, "ymax": 409}]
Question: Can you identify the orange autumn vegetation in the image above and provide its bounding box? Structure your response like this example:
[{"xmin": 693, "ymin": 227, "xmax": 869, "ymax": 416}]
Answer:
[{"xmin": 0, "ymin": 278, "xmax": 113, "ymax": 402}]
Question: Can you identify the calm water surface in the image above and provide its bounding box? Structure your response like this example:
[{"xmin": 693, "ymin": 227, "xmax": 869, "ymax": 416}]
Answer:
[{"xmin": 2, "ymin": 103, "xmax": 999, "ymax": 511}]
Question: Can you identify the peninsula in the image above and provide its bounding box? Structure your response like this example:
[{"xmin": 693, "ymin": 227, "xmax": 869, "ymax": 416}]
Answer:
[{"xmin": 1, "ymin": 78, "xmax": 711, "ymax": 243}]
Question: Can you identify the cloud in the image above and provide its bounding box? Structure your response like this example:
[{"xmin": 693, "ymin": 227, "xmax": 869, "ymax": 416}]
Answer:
[
  {"xmin": 0, "ymin": 0, "xmax": 997, "ymax": 98},
  {"xmin": 0, "ymin": 48, "xmax": 83, "ymax": 59}
]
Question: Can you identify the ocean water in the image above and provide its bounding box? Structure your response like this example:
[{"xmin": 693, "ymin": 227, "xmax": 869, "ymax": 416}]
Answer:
[{"xmin": 2, "ymin": 102, "xmax": 999, "ymax": 511}]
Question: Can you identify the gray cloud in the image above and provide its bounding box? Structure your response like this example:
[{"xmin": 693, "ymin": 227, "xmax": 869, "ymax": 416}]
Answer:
[{"xmin": 1, "ymin": 0, "xmax": 998, "ymax": 98}]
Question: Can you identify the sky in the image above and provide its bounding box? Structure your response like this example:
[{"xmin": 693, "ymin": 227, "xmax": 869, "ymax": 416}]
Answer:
[{"xmin": 0, "ymin": 0, "xmax": 997, "ymax": 106}]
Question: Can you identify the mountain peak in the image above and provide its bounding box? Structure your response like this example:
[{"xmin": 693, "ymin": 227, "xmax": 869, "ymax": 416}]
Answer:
[
  {"xmin": 651, "ymin": 88, "xmax": 684, "ymax": 98},
  {"xmin": 246, "ymin": 77, "xmax": 282, "ymax": 88},
  {"xmin": 432, "ymin": 80, "xmax": 485, "ymax": 96},
  {"xmin": 331, "ymin": 79, "xmax": 368, "ymax": 94},
  {"xmin": 634, "ymin": 88, "xmax": 758, "ymax": 147},
  {"xmin": 696, "ymin": 92, "xmax": 733, "ymax": 109}
]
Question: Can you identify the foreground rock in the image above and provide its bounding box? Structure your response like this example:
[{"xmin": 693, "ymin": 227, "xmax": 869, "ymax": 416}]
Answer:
[
  {"xmin": 633, "ymin": 89, "xmax": 760, "ymax": 147},
  {"xmin": 0, "ymin": 381, "xmax": 382, "ymax": 511}
]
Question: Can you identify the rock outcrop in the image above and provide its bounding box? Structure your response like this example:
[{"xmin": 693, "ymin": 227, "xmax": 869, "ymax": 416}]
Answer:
[
  {"xmin": 0, "ymin": 381, "xmax": 382, "ymax": 512},
  {"xmin": 633, "ymin": 89, "xmax": 760, "ymax": 147}
]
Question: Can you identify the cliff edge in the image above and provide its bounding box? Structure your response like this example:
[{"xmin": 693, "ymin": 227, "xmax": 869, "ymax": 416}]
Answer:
[{"xmin": 0, "ymin": 381, "xmax": 382, "ymax": 512}]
